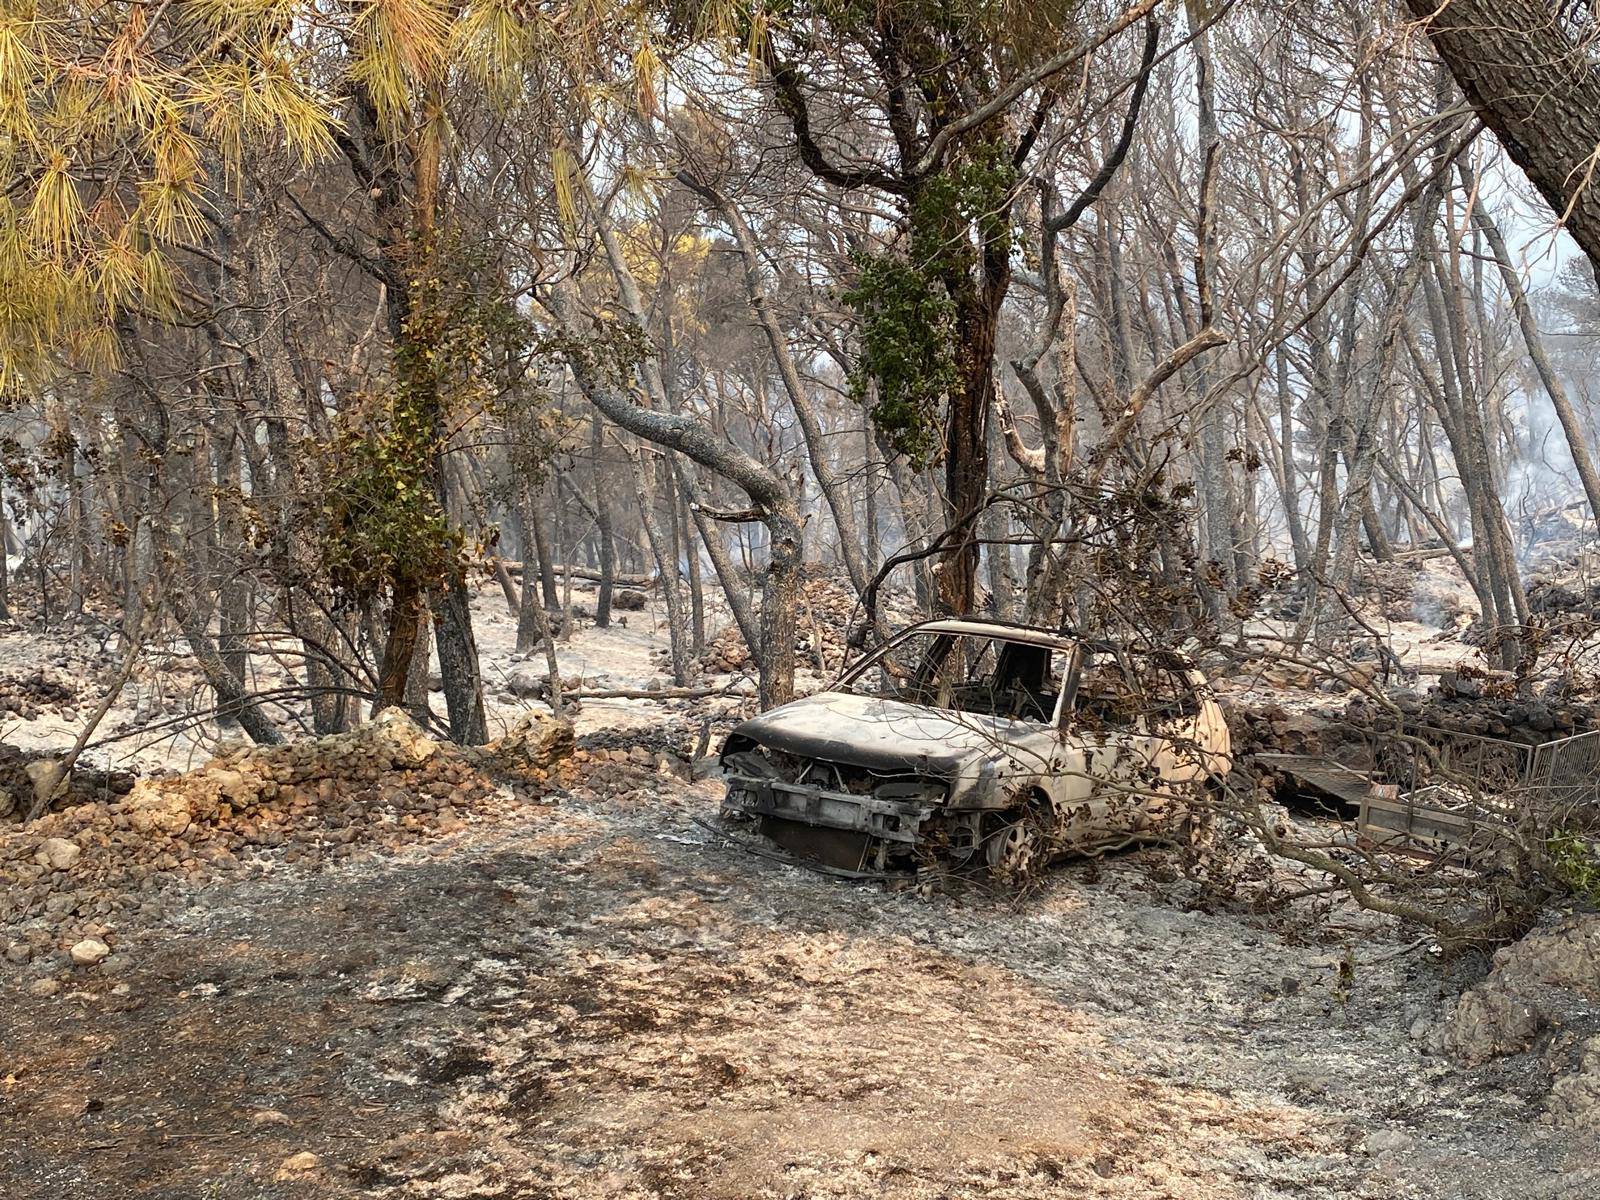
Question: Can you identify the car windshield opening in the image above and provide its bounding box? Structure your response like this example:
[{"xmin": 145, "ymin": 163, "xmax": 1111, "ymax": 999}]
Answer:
[{"xmin": 842, "ymin": 632, "xmax": 1070, "ymax": 723}]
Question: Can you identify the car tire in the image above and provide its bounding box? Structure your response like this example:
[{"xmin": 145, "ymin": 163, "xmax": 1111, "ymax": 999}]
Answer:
[{"xmin": 985, "ymin": 807, "xmax": 1046, "ymax": 885}]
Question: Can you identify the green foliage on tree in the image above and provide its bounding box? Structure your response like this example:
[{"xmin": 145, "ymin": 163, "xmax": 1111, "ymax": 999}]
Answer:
[
  {"xmin": 319, "ymin": 236, "xmax": 534, "ymax": 601},
  {"xmin": 1549, "ymin": 828, "xmax": 1600, "ymax": 907},
  {"xmin": 843, "ymin": 145, "xmax": 1017, "ymax": 465}
]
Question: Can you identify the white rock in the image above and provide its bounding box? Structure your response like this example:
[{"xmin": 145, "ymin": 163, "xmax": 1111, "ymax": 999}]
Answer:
[
  {"xmin": 25, "ymin": 758, "xmax": 66, "ymax": 807},
  {"xmin": 69, "ymin": 938, "xmax": 111, "ymax": 966},
  {"xmin": 34, "ymin": 837, "xmax": 82, "ymax": 871},
  {"xmin": 366, "ymin": 707, "xmax": 438, "ymax": 765},
  {"xmin": 125, "ymin": 791, "xmax": 192, "ymax": 837},
  {"xmin": 278, "ymin": 1151, "xmax": 320, "ymax": 1174},
  {"xmin": 1364, "ymin": 1129, "xmax": 1416, "ymax": 1157}
]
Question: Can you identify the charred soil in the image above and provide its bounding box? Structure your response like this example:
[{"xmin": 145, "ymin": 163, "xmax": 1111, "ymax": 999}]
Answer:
[{"xmin": 1, "ymin": 752, "xmax": 1593, "ymax": 1200}]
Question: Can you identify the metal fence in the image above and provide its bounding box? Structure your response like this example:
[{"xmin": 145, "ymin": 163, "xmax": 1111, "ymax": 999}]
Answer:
[
  {"xmin": 1526, "ymin": 730, "xmax": 1600, "ymax": 827},
  {"xmin": 1352, "ymin": 725, "xmax": 1600, "ymax": 860}
]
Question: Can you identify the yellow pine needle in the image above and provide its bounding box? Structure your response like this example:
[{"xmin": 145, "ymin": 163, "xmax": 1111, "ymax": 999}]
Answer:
[
  {"xmin": 633, "ymin": 38, "xmax": 659, "ymax": 117},
  {"xmin": 354, "ymin": 0, "xmax": 452, "ymax": 123},
  {"xmin": 259, "ymin": 65, "xmax": 340, "ymax": 164},
  {"xmin": 552, "ymin": 144, "xmax": 580, "ymax": 235},
  {"xmin": 27, "ymin": 153, "xmax": 82, "ymax": 256},
  {"xmin": 75, "ymin": 321, "xmax": 120, "ymax": 373},
  {"xmin": 453, "ymin": 0, "xmax": 529, "ymax": 93},
  {"xmin": 137, "ymin": 247, "xmax": 175, "ymax": 316},
  {"xmin": 94, "ymin": 235, "xmax": 141, "ymax": 313},
  {"xmin": 136, "ymin": 176, "xmax": 206, "ymax": 244},
  {"xmin": 0, "ymin": 15, "xmax": 40, "ymax": 98},
  {"xmin": 745, "ymin": 6, "xmax": 767, "ymax": 78}
]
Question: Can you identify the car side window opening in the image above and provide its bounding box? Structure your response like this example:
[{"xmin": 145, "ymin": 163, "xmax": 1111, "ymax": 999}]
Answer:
[
  {"xmin": 1131, "ymin": 658, "xmax": 1202, "ymax": 722},
  {"xmin": 1072, "ymin": 651, "xmax": 1147, "ymax": 729}
]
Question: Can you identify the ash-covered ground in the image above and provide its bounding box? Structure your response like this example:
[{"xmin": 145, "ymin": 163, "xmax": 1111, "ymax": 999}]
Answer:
[
  {"xmin": 1, "ymin": 762, "xmax": 1593, "ymax": 1200},
  {"xmin": 0, "ymin": 568, "xmax": 1597, "ymax": 1199}
]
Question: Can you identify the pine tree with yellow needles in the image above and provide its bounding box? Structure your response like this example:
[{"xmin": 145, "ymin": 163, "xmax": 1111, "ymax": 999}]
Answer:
[{"xmin": 0, "ymin": 0, "xmax": 639, "ymax": 393}]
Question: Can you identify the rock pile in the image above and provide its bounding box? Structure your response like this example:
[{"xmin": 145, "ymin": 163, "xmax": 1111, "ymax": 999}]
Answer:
[
  {"xmin": 559, "ymin": 718, "xmax": 739, "ymax": 799},
  {"xmin": 0, "ymin": 669, "xmax": 85, "ymax": 721},
  {"xmin": 697, "ymin": 571, "xmax": 864, "ymax": 675},
  {"xmin": 696, "ymin": 625, "xmax": 753, "ymax": 675},
  {"xmin": 1527, "ymin": 577, "xmax": 1600, "ymax": 617},
  {"xmin": 0, "ymin": 709, "xmax": 573, "ymax": 977},
  {"xmin": 1353, "ymin": 560, "xmax": 1426, "ymax": 622},
  {"xmin": 1430, "ymin": 914, "xmax": 1600, "ymax": 1126},
  {"xmin": 571, "ymin": 730, "xmax": 691, "ymax": 796},
  {"xmin": 613, "ymin": 588, "xmax": 648, "ymax": 612},
  {"xmin": 1347, "ymin": 692, "xmax": 1598, "ymax": 745},
  {"xmin": 0, "ymin": 746, "xmax": 135, "ymax": 822},
  {"xmin": 1226, "ymin": 703, "xmax": 1336, "ymax": 761}
]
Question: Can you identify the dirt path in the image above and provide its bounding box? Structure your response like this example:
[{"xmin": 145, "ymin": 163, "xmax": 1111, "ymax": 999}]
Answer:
[{"xmin": 0, "ymin": 775, "xmax": 1589, "ymax": 1199}]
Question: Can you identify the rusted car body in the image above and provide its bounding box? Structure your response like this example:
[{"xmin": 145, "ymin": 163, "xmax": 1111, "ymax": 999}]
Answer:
[{"xmin": 719, "ymin": 619, "xmax": 1230, "ymax": 879}]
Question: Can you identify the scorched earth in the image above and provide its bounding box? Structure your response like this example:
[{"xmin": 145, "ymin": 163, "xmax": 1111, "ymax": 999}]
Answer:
[{"xmin": 1, "ymin": 753, "xmax": 1591, "ymax": 1199}]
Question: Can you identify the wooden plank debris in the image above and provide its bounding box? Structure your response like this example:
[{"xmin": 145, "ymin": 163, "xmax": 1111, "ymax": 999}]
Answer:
[{"xmin": 1256, "ymin": 752, "xmax": 1378, "ymax": 814}]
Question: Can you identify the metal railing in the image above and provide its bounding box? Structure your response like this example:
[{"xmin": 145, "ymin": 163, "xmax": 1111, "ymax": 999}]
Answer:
[{"xmin": 1349, "ymin": 723, "xmax": 1600, "ymax": 860}]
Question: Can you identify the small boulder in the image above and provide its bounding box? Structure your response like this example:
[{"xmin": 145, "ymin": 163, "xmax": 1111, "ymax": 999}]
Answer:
[
  {"xmin": 278, "ymin": 1151, "xmax": 321, "ymax": 1175},
  {"xmin": 1447, "ymin": 983, "xmax": 1543, "ymax": 1064},
  {"xmin": 25, "ymin": 758, "xmax": 66, "ymax": 810},
  {"xmin": 69, "ymin": 938, "xmax": 111, "ymax": 967},
  {"xmin": 505, "ymin": 664, "xmax": 552, "ymax": 698},
  {"xmin": 34, "ymin": 837, "xmax": 82, "ymax": 872},
  {"xmin": 124, "ymin": 790, "xmax": 193, "ymax": 837},
  {"xmin": 1549, "ymin": 1036, "xmax": 1600, "ymax": 1126},
  {"xmin": 613, "ymin": 589, "xmax": 648, "ymax": 611},
  {"xmin": 482, "ymin": 713, "xmax": 575, "ymax": 775},
  {"xmin": 1442, "ymin": 915, "xmax": 1600, "ymax": 1064},
  {"xmin": 1363, "ymin": 1129, "xmax": 1416, "ymax": 1157},
  {"xmin": 365, "ymin": 708, "xmax": 439, "ymax": 767}
]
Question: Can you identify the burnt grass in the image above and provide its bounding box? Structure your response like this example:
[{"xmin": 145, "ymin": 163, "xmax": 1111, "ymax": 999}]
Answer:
[{"xmin": 0, "ymin": 772, "xmax": 1592, "ymax": 1200}]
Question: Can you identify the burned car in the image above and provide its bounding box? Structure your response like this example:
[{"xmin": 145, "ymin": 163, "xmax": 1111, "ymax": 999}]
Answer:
[{"xmin": 719, "ymin": 619, "xmax": 1230, "ymax": 880}]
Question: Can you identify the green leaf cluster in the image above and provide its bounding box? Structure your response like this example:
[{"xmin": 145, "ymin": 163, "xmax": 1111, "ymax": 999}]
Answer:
[
  {"xmin": 843, "ymin": 144, "xmax": 1016, "ymax": 466},
  {"xmin": 1549, "ymin": 828, "xmax": 1600, "ymax": 907},
  {"xmin": 318, "ymin": 234, "xmax": 531, "ymax": 600}
]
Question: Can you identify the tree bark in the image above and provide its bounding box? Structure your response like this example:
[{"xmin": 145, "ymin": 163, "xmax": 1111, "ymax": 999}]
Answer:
[
  {"xmin": 1404, "ymin": 0, "xmax": 1600, "ymax": 282},
  {"xmin": 590, "ymin": 411, "xmax": 617, "ymax": 627},
  {"xmin": 430, "ymin": 573, "xmax": 488, "ymax": 744}
]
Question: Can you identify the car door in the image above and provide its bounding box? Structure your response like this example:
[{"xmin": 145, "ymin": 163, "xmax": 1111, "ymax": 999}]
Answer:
[
  {"xmin": 1051, "ymin": 647, "xmax": 1165, "ymax": 843},
  {"xmin": 1130, "ymin": 654, "xmax": 1212, "ymax": 794}
]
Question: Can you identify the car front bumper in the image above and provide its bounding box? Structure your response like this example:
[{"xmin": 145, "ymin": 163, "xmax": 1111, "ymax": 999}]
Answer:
[{"xmin": 722, "ymin": 775, "xmax": 936, "ymax": 846}]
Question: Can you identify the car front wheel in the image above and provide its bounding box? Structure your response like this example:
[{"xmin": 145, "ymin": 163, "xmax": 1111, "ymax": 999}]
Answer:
[{"xmin": 985, "ymin": 808, "xmax": 1046, "ymax": 885}]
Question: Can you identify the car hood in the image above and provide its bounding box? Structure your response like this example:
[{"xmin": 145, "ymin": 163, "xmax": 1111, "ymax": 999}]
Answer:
[{"xmin": 726, "ymin": 690, "xmax": 1053, "ymax": 775}]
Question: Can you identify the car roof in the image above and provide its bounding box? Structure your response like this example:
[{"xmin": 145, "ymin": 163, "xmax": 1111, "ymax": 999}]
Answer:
[
  {"xmin": 895, "ymin": 619, "xmax": 1197, "ymax": 667},
  {"xmin": 906, "ymin": 619, "xmax": 1081, "ymax": 651}
]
